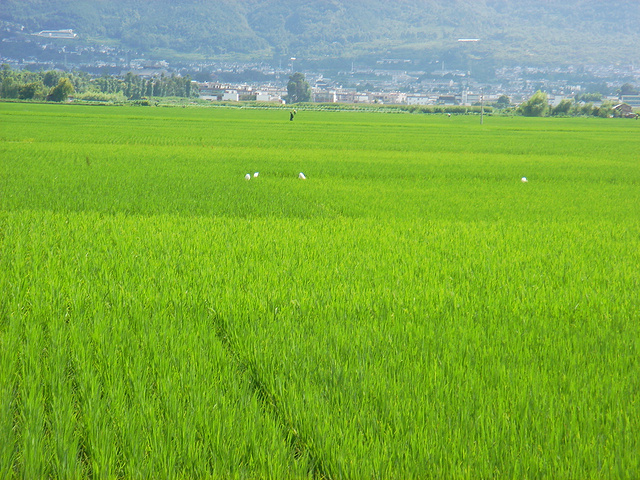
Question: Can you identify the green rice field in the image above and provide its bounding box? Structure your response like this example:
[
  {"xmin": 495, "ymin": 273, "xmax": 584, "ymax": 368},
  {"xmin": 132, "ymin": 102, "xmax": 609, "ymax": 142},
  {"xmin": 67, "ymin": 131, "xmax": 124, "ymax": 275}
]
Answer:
[{"xmin": 1, "ymin": 102, "xmax": 639, "ymax": 478}]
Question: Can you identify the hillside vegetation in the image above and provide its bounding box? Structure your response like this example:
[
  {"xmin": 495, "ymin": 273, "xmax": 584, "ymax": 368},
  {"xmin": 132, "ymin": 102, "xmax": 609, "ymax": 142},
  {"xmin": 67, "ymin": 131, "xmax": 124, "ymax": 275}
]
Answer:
[{"xmin": 1, "ymin": 0, "xmax": 639, "ymax": 65}]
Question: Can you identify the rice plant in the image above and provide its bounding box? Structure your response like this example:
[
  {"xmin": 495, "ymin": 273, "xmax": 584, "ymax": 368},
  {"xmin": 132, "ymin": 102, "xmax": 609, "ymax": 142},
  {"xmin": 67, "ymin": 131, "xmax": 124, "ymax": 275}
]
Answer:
[{"xmin": 1, "ymin": 102, "xmax": 638, "ymax": 478}]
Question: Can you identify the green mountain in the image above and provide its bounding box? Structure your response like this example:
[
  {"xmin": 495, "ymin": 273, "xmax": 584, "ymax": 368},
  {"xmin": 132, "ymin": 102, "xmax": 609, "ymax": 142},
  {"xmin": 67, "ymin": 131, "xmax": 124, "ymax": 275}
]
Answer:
[{"xmin": 1, "ymin": 0, "xmax": 638, "ymax": 65}]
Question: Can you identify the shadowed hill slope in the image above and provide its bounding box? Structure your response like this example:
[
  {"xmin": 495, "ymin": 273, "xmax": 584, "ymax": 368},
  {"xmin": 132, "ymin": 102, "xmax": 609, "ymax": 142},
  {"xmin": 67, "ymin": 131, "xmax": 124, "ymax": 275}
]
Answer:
[{"xmin": 1, "ymin": 0, "xmax": 638, "ymax": 64}]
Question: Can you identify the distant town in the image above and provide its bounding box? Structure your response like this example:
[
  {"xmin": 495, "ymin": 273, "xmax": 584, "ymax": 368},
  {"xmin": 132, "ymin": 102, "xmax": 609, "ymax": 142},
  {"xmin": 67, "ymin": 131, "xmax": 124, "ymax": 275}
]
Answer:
[{"xmin": 2, "ymin": 24, "xmax": 640, "ymax": 109}]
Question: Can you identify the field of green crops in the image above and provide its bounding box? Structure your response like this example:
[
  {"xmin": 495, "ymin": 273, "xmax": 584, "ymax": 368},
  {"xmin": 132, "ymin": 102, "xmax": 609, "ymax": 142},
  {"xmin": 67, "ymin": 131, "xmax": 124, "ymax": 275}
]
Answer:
[{"xmin": 1, "ymin": 102, "xmax": 639, "ymax": 479}]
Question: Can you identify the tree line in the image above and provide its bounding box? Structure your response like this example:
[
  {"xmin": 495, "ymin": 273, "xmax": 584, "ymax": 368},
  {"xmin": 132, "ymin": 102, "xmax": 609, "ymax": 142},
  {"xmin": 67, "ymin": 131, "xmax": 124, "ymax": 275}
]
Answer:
[
  {"xmin": 510, "ymin": 90, "xmax": 635, "ymax": 118},
  {"xmin": 0, "ymin": 65, "xmax": 199, "ymax": 102}
]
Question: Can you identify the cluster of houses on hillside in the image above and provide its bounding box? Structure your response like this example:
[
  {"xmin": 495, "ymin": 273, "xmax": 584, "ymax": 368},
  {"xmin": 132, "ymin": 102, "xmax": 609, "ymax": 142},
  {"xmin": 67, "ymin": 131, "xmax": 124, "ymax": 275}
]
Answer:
[{"xmin": 1, "ymin": 20, "xmax": 638, "ymax": 112}]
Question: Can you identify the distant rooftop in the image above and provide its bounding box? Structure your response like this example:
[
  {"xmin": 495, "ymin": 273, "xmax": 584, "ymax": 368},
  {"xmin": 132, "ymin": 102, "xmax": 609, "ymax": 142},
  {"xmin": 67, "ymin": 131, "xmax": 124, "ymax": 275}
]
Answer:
[{"xmin": 34, "ymin": 29, "xmax": 78, "ymax": 39}]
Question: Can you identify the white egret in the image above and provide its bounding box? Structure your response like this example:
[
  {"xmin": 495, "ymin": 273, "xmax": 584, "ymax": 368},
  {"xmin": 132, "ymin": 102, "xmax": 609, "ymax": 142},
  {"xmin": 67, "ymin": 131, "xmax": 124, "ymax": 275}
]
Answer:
[
  {"xmin": 245, "ymin": 174, "xmax": 251, "ymax": 180},
  {"xmin": 521, "ymin": 177, "xmax": 528, "ymax": 183},
  {"xmin": 299, "ymin": 172, "xmax": 306, "ymax": 179},
  {"xmin": 253, "ymin": 172, "xmax": 259, "ymax": 178}
]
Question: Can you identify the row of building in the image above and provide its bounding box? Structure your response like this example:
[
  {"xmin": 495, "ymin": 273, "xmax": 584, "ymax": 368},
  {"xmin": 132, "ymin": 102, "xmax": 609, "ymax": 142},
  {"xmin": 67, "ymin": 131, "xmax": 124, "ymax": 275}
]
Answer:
[
  {"xmin": 197, "ymin": 82, "xmax": 640, "ymax": 108},
  {"xmin": 198, "ymin": 82, "xmax": 499, "ymax": 105}
]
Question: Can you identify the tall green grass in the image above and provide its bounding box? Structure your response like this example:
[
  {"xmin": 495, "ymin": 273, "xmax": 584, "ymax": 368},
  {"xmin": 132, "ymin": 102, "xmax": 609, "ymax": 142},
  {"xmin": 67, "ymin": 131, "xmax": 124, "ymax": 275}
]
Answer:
[{"xmin": 1, "ymin": 102, "xmax": 639, "ymax": 478}]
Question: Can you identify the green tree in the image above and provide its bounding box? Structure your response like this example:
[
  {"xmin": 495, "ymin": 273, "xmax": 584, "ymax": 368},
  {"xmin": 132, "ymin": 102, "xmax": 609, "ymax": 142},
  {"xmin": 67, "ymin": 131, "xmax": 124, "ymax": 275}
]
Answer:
[
  {"xmin": 184, "ymin": 76, "xmax": 197, "ymax": 97},
  {"xmin": 286, "ymin": 72, "xmax": 311, "ymax": 104},
  {"xmin": 47, "ymin": 77, "xmax": 75, "ymax": 102},
  {"xmin": 94, "ymin": 75, "xmax": 121, "ymax": 94},
  {"xmin": 552, "ymin": 99, "xmax": 572, "ymax": 116},
  {"xmin": 153, "ymin": 79, "xmax": 164, "ymax": 97},
  {"xmin": 43, "ymin": 70, "xmax": 61, "ymax": 88},
  {"xmin": 494, "ymin": 95, "xmax": 511, "ymax": 109},
  {"xmin": 18, "ymin": 81, "xmax": 45, "ymax": 100},
  {"xmin": 579, "ymin": 103, "xmax": 595, "ymax": 116},
  {"xmin": 1, "ymin": 77, "xmax": 20, "ymax": 99},
  {"xmin": 575, "ymin": 92, "xmax": 602, "ymax": 103},
  {"xmin": 1, "ymin": 63, "xmax": 13, "ymax": 81},
  {"xmin": 517, "ymin": 91, "xmax": 549, "ymax": 117},
  {"xmin": 595, "ymin": 101, "xmax": 614, "ymax": 118},
  {"xmin": 619, "ymin": 83, "xmax": 638, "ymax": 95},
  {"xmin": 123, "ymin": 72, "xmax": 142, "ymax": 99}
]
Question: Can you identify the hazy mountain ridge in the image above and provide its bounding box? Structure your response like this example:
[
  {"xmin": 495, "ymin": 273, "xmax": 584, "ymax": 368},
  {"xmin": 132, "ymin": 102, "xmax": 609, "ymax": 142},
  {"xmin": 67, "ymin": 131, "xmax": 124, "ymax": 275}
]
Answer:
[{"xmin": 1, "ymin": 0, "xmax": 638, "ymax": 65}]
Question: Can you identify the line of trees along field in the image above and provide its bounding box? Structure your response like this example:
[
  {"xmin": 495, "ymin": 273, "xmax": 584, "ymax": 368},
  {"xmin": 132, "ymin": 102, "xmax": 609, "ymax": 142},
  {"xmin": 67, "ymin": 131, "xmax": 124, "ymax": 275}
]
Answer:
[
  {"xmin": 513, "ymin": 90, "xmax": 635, "ymax": 118},
  {"xmin": 0, "ymin": 65, "xmax": 198, "ymax": 102}
]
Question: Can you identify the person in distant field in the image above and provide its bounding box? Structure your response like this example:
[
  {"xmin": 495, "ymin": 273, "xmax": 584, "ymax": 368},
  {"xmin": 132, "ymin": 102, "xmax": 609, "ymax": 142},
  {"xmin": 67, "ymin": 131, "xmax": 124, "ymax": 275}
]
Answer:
[{"xmin": 290, "ymin": 110, "xmax": 295, "ymax": 121}]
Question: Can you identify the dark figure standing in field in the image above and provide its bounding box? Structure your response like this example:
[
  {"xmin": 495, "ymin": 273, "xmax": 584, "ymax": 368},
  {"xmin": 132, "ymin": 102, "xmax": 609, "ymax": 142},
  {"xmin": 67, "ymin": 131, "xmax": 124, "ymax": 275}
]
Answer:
[{"xmin": 290, "ymin": 109, "xmax": 297, "ymax": 121}]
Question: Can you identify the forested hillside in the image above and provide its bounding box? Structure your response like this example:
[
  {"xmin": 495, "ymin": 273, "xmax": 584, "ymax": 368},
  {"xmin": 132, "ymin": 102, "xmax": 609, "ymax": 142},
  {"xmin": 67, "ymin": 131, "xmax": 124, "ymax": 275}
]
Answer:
[{"xmin": 1, "ymin": 0, "xmax": 638, "ymax": 65}]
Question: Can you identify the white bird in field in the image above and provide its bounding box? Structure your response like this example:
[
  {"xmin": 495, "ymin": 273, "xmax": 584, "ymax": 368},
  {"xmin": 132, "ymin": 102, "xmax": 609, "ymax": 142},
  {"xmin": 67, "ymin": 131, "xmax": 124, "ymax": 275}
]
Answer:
[
  {"xmin": 521, "ymin": 177, "xmax": 528, "ymax": 183},
  {"xmin": 245, "ymin": 174, "xmax": 251, "ymax": 180},
  {"xmin": 299, "ymin": 172, "xmax": 306, "ymax": 180},
  {"xmin": 253, "ymin": 172, "xmax": 259, "ymax": 178}
]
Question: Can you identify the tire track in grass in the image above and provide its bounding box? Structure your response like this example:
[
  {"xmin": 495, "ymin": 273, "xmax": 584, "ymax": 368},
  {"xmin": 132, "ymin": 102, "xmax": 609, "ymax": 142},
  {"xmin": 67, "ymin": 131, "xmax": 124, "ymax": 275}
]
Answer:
[{"xmin": 208, "ymin": 309, "xmax": 333, "ymax": 479}]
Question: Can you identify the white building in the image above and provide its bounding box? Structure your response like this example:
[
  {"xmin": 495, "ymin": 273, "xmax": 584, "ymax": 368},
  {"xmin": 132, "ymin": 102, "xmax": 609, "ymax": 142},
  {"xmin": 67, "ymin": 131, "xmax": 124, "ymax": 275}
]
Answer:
[
  {"xmin": 461, "ymin": 91, "xmax": 482, "ymax": 105},
  {"xmin": 256, "ymin": 91, "xmax": 284, "ymax": 103},
  {"xmin": 354, "ymin": 93, "xmax": 371, "ymax": 103},
  {"xmin": 34, "ymin": 29, "xmax": 77, "ymax": 39},
  {"xmin": 407, "ymin": 95, "xmax": 436, "ymax": 105},
  {"xmin": 621, "ymin": 95, "xmax": 640, "ymax": 107},
  {"xmin": 222, "ymin": 90, "xmax": 239, "ymax": 102},
  {"xmin": 313, "ymin": 90, "xmax": 338, "ymax": 103}
]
